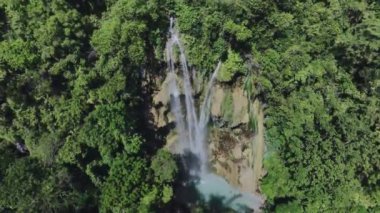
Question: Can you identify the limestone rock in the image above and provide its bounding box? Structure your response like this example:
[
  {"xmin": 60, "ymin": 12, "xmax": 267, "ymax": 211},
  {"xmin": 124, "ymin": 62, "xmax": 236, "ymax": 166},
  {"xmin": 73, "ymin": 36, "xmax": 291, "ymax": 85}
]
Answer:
[
  {"xmin": 153, "ymin": 73, "xmax": 172, "ymax": 107},
  {"xmin": 211, "ymin": 84, "xmax": 224, "ymax": 117},
  {"xmin": 210, "ymin": 84, "xmax": 250, "ymax": 127},
  {"xmin": 208, "ymin": 101, "xmax": 265, "ymax": 195},
  {"xmin": 231, "ymin": 87, "xmax": 249, "ymax": 127}
]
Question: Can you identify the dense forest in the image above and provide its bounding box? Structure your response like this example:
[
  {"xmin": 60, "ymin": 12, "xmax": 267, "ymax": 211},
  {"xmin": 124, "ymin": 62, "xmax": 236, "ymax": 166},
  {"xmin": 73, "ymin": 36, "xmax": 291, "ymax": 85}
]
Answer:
[{"xmin": 0, "ymin": 0, "xmax": 379, "ymax": 212}]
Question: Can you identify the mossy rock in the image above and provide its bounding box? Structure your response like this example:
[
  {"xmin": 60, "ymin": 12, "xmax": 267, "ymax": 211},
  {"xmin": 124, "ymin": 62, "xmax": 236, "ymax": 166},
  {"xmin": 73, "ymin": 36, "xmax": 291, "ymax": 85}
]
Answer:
[{"xmin": 221, "ymin": 90, "xmax": 234, "ymax": 123}]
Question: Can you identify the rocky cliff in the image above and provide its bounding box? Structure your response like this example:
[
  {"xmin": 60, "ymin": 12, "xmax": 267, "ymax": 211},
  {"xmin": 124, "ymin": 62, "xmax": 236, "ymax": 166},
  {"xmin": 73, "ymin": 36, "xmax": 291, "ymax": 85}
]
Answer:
[{"xmin": 149, "ymin": 73, "xmax": 266, "ymax": 195}]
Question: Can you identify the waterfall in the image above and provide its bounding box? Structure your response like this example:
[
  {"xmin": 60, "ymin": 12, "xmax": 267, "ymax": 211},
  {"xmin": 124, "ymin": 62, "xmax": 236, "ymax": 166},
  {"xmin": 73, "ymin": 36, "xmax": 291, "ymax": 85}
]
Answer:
[
  {"xmin": 166, "ymin": 18, "xmax": 264, "ymax": 212},
  {"xmin": 166, "ymin": 17, "xmax": 221, "ymax": 174}
]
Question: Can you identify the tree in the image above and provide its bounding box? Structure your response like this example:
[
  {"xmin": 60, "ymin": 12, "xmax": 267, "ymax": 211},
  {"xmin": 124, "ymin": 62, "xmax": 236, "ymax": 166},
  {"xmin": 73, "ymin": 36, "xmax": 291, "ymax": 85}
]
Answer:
[
  {"xmin": 100, "ymin": 150, "xmax": 177, "ymax": 212},
  {"xmin": 0, "ymin": 158, "xmax": 87, "ymax": 212}
]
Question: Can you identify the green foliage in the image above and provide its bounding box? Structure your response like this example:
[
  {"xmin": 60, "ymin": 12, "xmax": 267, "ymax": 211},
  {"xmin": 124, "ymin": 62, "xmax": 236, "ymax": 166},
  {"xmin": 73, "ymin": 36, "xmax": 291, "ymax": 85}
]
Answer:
[
  {"xmin": 151, "ymin": 149, "xmax": 178, "ymax": 183},
  {"xmin": 261, "ymin": 153, "xmax": 291, "ymax": 202},
  {"xmin": 99, "ymin": 155, "xmax": 150, "ymax": 212},
  {"xmin": 217, "ymin": 49, "xmax": 245, "ymax": 82},
  {"xmin": 58, "ymin": 103, "xmax": 144, "ymax": 186},
  {"xmin": 248, "ymin": 114, "xmax": 258, "ymax": 134},
  {"xmin": 0, "ymin": 158, "xmax": 86, "ymax": 212},
  {"xmin": 100, "ymin": 150, "xmax": 177, "ymax": 212},
  {"xmin": 0, "ymin": 39, "xmax": 37, "ymax": 69},
  {"xmin": 335, "ymin": 2, "xmax": 380, "ymax": 95},
  {"xmin": 240, "ymin": 0, "xmax": 380, "ymax": 211},
  {"xmin": 274, "ymin": 201, "xmax": 303, "ymax": 213},
  {"xmin": 162, "ymin": 185, "xmax": 174, "ymax": 204},
  {"xmin": 221, "ymin": 90, "xmax": 233, "ymax": 122},
  {"xmin": 0, "ymin": 0, "xmax": 379, "ymax": 212},
  {"xmin": 268, "ymin": 12, "xmax": 294, "ymax": 30},
  {"xmin": 224, "ymin": 20, "xmax": 252, "ymax": 41},
  {"xmin": 0, "ymin": 0, "xmax": 177, "ymax": 211},
  {"xmin": 0, "ymin": 143, "xmax": 16, "ymax": 179}
]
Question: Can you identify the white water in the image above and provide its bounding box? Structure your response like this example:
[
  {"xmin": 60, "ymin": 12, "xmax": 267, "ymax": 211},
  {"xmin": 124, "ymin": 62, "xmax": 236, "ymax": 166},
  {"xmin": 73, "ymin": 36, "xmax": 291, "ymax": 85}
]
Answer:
[
  {"xmin": 166, "ymin": 18, "xmax": 263, "ymax": 212},
  {"xmin": 166, "ymin": 17, "xmax": 219, "ymax": 173}
]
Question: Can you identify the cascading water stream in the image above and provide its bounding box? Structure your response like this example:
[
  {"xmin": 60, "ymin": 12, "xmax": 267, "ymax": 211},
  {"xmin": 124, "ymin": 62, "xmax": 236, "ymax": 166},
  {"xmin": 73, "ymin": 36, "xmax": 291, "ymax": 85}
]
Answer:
[
  {"xmin": 166, "ymin": 17, "xmax": 220, "ymax": 174},
  {"xmin": 166, "ymin": 18, "xmax": 264, "ymax": 212}
]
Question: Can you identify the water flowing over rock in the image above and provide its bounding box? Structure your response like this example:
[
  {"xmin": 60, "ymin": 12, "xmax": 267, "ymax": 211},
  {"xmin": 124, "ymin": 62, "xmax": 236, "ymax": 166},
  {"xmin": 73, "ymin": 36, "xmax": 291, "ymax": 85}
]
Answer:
[
  {"xmin": 164, "ymin": 18, "xmax": 264, "ymax": 212},
  {"xmin": 165, "ymin": 17, "xmax": 221, "ymax": 174}
]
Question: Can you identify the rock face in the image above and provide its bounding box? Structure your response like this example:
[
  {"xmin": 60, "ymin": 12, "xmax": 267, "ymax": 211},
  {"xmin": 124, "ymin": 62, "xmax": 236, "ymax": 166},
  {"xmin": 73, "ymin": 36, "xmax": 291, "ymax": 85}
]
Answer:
[
  {"xmin": 150, "ymin": 74, "xmax": 176, "ymax": 128},
  {"xmin": 151, "ymin": 74, "xmax": 266, "ymax": 194},
  {"xmin": 209, "ymin": 99, "xmax": 265, "ymax": 194},
  {"xmin": 211, "ymin": 84, "xmax": 250, "ymax": 127}
]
